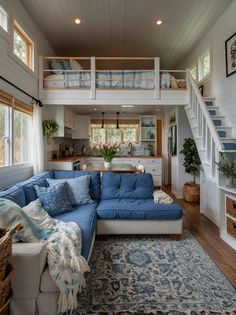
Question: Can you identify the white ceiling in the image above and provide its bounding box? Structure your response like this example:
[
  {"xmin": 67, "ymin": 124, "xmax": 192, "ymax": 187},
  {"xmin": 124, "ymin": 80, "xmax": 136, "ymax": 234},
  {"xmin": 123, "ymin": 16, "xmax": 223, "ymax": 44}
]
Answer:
[
  {"xmin": 20, "ymin": 0, "xmax": 232, "ymax": 68},
  {"xmin": 67, "ymin": 104, "xmax": 176, "ymax": 116}
]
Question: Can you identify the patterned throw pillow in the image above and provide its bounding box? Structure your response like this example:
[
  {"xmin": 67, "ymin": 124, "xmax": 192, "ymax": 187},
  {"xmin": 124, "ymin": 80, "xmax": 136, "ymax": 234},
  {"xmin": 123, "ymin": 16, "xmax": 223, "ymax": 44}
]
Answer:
[
  {"xmin": 0, "ymin": 198, "xmax": 52, "ymax": 242},
  {"xmin": 46, "ymin": 175, "xmax": 94, "ymax": 206},
  {"xmin": 34, "ymin": 183, "xmax": 73, "ymax": 217}
]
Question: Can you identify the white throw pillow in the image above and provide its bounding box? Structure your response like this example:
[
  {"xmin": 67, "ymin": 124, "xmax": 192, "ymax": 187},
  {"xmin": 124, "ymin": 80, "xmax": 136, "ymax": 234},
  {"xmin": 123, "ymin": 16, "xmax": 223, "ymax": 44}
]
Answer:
[{"xmin": 69, "ymin": 59, "xmax": 83, "ymax": 70}]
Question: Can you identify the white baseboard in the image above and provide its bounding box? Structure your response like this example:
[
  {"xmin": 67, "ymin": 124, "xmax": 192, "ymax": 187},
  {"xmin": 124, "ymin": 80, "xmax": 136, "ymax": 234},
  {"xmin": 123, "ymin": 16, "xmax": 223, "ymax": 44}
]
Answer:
[{"xmin": 220, "ymin": 230, "xmax": 236, "ymax": 250}]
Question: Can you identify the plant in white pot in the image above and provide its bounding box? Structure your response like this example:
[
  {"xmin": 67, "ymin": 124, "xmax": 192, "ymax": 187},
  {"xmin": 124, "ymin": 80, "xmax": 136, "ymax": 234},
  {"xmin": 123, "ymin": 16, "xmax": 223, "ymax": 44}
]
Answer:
[
  {"xmin": 94, "ymin": 143, "xmax": 120, "ymax": 169},
  {"xmin": 42, "ymin": 119, "xmax": 59, "ymax": 144},
  {"xmin": 216, "ymin": 154, "xmax": 236, "ymax": 188},
  {"xmin": 180, "ymin": 138, "xmax": 201, "ymax": 202}
]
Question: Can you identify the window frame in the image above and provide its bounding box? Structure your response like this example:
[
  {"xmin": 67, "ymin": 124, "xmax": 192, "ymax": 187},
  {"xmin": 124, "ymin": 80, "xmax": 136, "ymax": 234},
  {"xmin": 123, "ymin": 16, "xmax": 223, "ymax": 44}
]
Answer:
[
  {"xmin": 198, "ymin": 49, "xmax": 211, "ymax": 82},
  {"xmin": 190, "ymin": 64, "xmax": 197, "ymax": 81},
  {"xmin": 0, "ymin": 92, "xmax": 33, "ymax": 169},
  {"xmin": 0, "ymin": 3, "xmax": 8, "ymax": 33},
  {"xmin": 91, "ymin": 121, "xmax": 139, "ymax": 145},
  {"xmin": 13, "ymin": 21, "xmax": 34, "ymax": 71}
]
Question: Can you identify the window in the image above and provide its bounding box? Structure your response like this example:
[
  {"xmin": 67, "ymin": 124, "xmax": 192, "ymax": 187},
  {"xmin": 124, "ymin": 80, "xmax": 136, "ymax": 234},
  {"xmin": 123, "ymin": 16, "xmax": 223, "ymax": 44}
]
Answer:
[
  {"xmin": 0, "ymin": 5, "xmax": 7, "ymax": 32},
  {"xmin": 0, "ymin": 92, "xmax": 33, "ymax": 168},
  {"xmin": 190, "ymin": 65, "xmax": 197, "ymax": 81},
  {"xmin": 13, "ymin": 22, "xmax": 33, "ymax": 70},
  {"xmin": 91, "ymin": 121, "xmax": 139, "ymax": 144},
  {"xmin": 199, "ymin": 50, "xmax": 210, "ymax": 81}
]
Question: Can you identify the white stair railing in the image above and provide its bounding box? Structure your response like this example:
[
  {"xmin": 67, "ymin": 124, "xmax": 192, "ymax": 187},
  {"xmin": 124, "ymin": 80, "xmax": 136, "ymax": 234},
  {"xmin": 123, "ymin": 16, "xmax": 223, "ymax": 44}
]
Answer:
[{"xmin": 185, "ymin": 70, "xmax": 223, "ymax": 182}]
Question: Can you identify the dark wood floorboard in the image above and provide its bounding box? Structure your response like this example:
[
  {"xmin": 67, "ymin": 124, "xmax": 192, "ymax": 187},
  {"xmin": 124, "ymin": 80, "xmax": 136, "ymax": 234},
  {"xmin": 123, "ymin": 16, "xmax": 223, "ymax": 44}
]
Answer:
[{"xmin": 164, "ymin": 185, "xmax": 236, "ymax": 287}]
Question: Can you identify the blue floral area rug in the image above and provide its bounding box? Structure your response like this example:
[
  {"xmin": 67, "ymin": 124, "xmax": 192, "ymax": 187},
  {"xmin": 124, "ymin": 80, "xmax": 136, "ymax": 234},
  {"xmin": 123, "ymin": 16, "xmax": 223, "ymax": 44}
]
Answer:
[{"xmin": 76, "ymin": 232, "xmax": 236, "ymax": 314}]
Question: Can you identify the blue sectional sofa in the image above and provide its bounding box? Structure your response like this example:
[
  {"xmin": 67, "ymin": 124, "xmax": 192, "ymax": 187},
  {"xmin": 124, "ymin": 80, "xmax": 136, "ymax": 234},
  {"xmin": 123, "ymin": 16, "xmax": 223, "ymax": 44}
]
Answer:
[{"xmin": 0, "ymin": 170, "xmax": 183, "ymax": 315}]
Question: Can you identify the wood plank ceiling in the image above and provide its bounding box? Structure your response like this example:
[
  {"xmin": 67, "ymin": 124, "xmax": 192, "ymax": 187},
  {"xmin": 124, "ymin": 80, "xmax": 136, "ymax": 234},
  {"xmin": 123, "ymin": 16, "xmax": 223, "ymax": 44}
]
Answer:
[{"xmin": 20, "ymin": 0, "xmax": 232, "ymax": 68}]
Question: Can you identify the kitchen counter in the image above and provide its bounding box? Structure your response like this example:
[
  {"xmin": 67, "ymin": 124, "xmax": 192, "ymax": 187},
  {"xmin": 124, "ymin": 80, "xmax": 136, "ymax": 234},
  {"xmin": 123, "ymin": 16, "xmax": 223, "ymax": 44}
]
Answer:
[
  {"xmin": 86, "ymin": 163, "xmax": 144, "ymax": 173},
  {"xmin": 48, "ymin": 155, "xmax": 162, "ymax": 162}
]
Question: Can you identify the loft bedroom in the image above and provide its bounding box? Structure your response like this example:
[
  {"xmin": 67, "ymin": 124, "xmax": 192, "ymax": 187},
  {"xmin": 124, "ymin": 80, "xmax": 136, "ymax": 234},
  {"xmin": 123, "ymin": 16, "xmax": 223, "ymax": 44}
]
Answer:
[{"xmin": 39, "ymin": 56, "xmax": 187, "ymax": 105}]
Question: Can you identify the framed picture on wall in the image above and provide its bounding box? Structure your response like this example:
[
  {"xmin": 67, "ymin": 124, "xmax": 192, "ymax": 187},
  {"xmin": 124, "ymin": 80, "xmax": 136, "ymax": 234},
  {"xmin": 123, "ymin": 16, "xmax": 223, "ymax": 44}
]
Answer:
[{"xmin": 225, "ymin": 32, "xmax": 236, "ymax": 77}]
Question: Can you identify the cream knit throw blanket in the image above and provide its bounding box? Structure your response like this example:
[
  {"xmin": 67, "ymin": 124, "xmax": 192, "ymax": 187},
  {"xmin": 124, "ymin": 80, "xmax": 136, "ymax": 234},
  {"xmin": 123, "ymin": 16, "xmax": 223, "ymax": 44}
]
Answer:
[
  {"xmin": 153, "ymin": 190, "xmax": 173, "ymax": 204},
  {"xmin": 22, "ymin": 199, "xmax": 90, "ymax": 313},
  {"xmin": 47, "ymin": 220, "xmax": 90, "ymax": 313}
]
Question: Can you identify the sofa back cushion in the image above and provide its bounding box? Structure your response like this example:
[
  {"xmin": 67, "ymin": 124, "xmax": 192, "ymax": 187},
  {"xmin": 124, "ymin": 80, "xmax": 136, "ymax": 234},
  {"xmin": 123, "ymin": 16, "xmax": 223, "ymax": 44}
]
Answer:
[
  {"xmin": 52, "ymin": 170, "xmax": 101, "ymax": 200},
  {"xmin": 101, "ymin": 173, "xmax": 153, "ymax": 200},
  {"xmin": 0, "ymin": 186, "xmax": 26, "ymax": 207},
  {"xmin": 0, "ymin": 171, "xmax": 52, "ymax": 207}
]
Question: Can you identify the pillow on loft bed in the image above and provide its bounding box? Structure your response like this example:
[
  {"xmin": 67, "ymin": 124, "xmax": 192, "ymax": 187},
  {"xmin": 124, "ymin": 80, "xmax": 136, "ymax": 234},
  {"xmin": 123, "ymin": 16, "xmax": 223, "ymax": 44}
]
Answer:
[
  {"xmin": 170, "ymin": 75, "xmax": 178, "ymax": 89},
  {"xmin": 50, "ymin": 60, "xmax": 64, "ymax": 74},
  {"xmin": 160, "ymin": 72, "xmax": 171, "ymax": 89},
  {"xmin": 69, "ymin": 58, "xmax": 83, "ymax": 70},
  {"xmin": 62, "ymin": 59, "xmax": 72, "ymax": 70}
]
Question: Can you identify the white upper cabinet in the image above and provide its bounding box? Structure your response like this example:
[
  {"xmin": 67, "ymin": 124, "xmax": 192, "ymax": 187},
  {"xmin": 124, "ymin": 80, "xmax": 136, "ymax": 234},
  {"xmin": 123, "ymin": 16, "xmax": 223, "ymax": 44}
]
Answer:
[{"xmin": 73, "ymin": 115, "xmax": 91, "ymax": 139}]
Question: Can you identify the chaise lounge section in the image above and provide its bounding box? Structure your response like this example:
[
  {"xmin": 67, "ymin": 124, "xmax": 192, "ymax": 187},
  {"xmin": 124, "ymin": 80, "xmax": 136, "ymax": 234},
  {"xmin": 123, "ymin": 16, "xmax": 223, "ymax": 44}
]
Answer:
[{"xmin": 0, "ymin": 170, "xmax": 183, "ymax": 315}]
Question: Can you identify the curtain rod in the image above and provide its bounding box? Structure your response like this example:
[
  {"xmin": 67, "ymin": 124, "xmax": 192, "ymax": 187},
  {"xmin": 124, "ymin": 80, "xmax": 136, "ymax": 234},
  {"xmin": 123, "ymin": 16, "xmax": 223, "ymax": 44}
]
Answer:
[{"xmin": 0, "ymin": 75, "xmax": 43, "ymax": 107}]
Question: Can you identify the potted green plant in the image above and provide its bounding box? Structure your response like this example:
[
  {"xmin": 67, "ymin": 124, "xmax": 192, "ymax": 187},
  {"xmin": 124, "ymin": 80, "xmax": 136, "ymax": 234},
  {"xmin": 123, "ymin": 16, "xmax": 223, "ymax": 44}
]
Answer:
[
  {"xmin": 94, "ymin": 143, "xmax": 120, "ymax": 168},
  {"xmin": 216, "ymin": 154, "xmax": 236, "ymax": 187},
  {"xmin": 180, "ymin": 138, "xmax": 201, "ymax": 202},
  {"xmin": 42, "ymin": 119, "xmax": 59, "ymax": 144}
]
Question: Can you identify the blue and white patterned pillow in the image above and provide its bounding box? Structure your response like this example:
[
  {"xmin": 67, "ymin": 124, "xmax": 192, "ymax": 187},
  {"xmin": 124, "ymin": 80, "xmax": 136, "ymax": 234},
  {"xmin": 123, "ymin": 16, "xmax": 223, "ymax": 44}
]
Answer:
[
  {"xmin": 62, "ymin": 59, "xmax": 72, "ymax": 70},
  {"xmin": 0, "ymin": 198, "xmax": 52, "ymax": 242},
  {"xmin": 46, "ymin": 175, "xmax": 94, "ymax": 206},
  {"xmin": 34, "ymin": 183, "xmax": 73, "ymax": 217},
  {"xmin": 50, "ymin": 60, "xmax": 64, "ymax": 74}
]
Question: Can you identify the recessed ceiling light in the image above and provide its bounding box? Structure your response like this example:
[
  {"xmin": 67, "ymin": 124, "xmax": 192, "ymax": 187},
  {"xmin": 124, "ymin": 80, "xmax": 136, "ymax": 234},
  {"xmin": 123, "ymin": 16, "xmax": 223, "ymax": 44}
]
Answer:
[
  {"xmin": 156, "ymin": 20, "xmax": 162, "ymax": 26},
  {"xmin": 156, "ymin": 109, "xmax": 160, "ymax": 111},
  {"xmin": 74, "ymin": 18, "xmax": 81, "ymax": 24},
  {"xmin": 94, "ymin": 108, "xmax": 97, "ymax": 111},
  {"xmin": 121, "ymin": 105, "xmax": 134, "ymax": 108}
]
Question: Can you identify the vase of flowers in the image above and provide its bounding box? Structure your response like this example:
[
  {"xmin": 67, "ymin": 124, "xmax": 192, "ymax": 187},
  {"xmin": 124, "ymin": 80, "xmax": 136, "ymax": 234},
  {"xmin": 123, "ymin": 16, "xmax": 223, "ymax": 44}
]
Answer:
[{"xmin": 94, "ymin": 143, "xmax": 120, "ymax": 169}]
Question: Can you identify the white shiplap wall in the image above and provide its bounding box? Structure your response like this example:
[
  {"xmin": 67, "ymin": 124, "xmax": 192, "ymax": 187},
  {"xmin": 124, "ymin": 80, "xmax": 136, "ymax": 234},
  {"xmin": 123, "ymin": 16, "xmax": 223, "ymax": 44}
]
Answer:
[
  {"xmin": 0, "ymin": 0, "xmax": 55, "ymax": 189},
  {"xmin": 179, "ymin": 0, "xmax": 236, "ymax": 137}
]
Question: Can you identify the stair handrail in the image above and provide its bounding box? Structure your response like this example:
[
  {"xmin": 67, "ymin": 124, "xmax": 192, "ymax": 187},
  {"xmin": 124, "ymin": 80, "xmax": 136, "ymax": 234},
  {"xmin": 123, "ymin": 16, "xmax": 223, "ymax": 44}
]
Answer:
[{"xmin": 186, "ymin": 70, "xmax": 223, "ymax": 151}]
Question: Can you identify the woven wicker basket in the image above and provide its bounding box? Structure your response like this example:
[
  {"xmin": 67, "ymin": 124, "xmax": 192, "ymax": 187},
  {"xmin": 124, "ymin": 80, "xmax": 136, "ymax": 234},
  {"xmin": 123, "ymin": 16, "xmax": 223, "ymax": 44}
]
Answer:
[
  {"xmin": 0, "ymin": 264, "xmax": 14, "ymax": 309},
  {"xmin": 0, "ymin": 295, "xmax": 12, "ymax": 315},
  {"xmin": 0, "ymin": 223, "xmax": 22, "ymax": 281}
]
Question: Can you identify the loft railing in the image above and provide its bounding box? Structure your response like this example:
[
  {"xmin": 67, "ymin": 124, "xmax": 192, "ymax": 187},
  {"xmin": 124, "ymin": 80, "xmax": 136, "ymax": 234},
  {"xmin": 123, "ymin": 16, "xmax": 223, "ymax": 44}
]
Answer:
[{"xmin": 39, "ymin": 56, "xmax": 187, "ymax": 100}]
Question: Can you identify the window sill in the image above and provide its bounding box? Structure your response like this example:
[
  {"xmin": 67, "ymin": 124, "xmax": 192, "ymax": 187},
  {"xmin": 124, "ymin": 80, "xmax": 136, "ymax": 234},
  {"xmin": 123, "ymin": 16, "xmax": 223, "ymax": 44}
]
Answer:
[
  {"xmin": 8, "ymin": 49, "xmax": 35, "ymax": 78},
  {"xmin": 198, "ymin": 73, "xmax": 211, "ymax": 86},
  {"xmin": 0, "ymin": 27, "xmax": 9, "ymax": 43},
  {"xmin": 0, "ymin": 162, "xmax": 33, "ymax": 174}
]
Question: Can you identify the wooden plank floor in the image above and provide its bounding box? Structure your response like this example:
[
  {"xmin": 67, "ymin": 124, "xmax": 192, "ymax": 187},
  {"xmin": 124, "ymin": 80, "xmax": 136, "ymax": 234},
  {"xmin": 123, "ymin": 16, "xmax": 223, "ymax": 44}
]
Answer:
[{"xmin": 164, "ymin": 185, "xmax": 236, "ymax": 287}]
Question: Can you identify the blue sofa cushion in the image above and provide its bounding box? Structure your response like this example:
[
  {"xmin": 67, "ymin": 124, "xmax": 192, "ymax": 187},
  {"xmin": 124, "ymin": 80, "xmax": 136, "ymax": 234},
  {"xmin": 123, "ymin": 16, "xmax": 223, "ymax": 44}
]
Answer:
[
  {"xmin": 52, "ymin": 171, "xmax": 101, "ymax": 200},
  {"xmin": 34, "ymin": 183, "xmax": 73, "ymax": 216},
  {"xmin": 15, "ymin": 172, "xmax": 52, "ymax": 205},
  {"xmin": 96, "ymin": 199, "xmax": 183, "ymax": 220},
  {"xmin": 101, "ymin": 173, "xmax": 153, "ymax": 200},
  {"xmin": 54, "ymin": 202, "xmax": 98, "ymax": 259},
  {"xmin": 0, "ymin": 186, "xmax": 26, "ymax": 207}
]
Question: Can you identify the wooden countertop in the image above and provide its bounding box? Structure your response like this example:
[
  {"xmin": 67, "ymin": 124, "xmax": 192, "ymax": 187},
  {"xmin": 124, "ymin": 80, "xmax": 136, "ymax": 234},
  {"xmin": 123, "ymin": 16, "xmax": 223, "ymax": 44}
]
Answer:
[
  {"xmin": 48, "ymin": 155, "xmax": 162, "ymax": 162},
  {"xmin": 86, "ymin": 163, "xmax": 144, "ymax": 173},
  {"xmin": 48, "ymin": 156, "xmax": 81, "ymax": 162}
]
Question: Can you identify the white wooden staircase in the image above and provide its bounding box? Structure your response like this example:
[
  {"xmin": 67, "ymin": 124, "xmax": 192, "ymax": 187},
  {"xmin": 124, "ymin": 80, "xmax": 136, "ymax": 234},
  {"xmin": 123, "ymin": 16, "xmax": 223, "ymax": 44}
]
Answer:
[{"xmin": 185, "ymin": 70, "xmax": 236, "ymax": 184}]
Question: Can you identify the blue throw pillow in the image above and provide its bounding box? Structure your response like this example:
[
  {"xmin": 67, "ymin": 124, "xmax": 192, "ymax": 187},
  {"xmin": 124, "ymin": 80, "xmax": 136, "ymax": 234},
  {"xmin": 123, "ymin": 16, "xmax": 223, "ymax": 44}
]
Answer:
[
  {"xmin": 50, "ymin": 60, "xmax": 64, "ymax": 74},
  {"xmin": 46, "ymin": 175, "xmax": 94, "ymax": 206},
  {"xmin": 62, "ymin": 59, "xmax": 72, "ymax": 70},
  {"xmin": 34, "ymin": 183, "xmax": 73, "ymax": 216}
]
